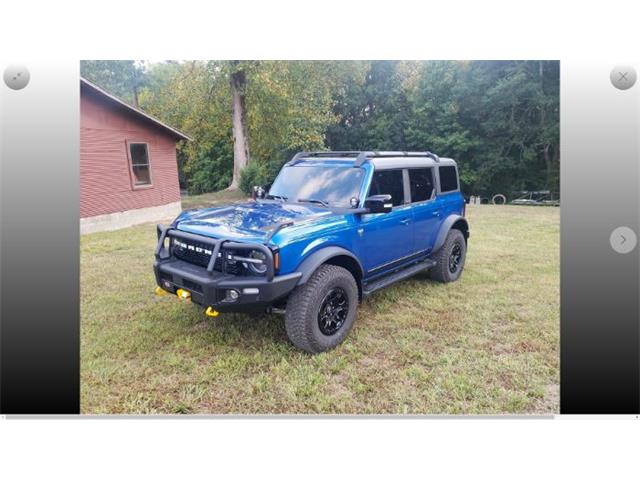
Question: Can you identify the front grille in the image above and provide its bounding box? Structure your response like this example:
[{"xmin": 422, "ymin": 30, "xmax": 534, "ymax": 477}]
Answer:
[
  {"xmin": 172, "ymin": 239, "xmax": 243, "ymax": 275},
  {"xmin": 172, "ymin": 239, "xmax": 213, "ymax": 268}
]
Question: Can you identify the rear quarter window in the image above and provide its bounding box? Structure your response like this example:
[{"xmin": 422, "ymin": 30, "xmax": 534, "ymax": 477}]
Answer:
[{"xmin": 438, "ymin": 166, "xmax": 459, "ymax": 192}]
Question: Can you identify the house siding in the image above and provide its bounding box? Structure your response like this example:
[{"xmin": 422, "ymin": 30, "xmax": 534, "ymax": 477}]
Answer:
[{"xmin": 80, "ymin": 88, "xmax": 182, "ymax": 218}]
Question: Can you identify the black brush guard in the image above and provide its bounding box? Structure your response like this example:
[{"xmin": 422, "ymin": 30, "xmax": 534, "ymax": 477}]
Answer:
[
  {"xmin": 153, "ymin": 225, "xmax": 301, "ymax": 312},
  {"xmin": 155, "ymin": 224, "xmax": 276, "ymax": 280}
]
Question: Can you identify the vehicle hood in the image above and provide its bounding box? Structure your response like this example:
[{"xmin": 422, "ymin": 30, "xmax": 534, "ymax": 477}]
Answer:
[{"xmin": 174, "ymin": 201, "xmax": 338, "ymax": 243}]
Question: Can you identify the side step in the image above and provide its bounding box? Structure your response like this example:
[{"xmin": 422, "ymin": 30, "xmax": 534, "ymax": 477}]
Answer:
[{"xmin": 362, "ymin": 259, "xmax": 436, "ymax": 297}]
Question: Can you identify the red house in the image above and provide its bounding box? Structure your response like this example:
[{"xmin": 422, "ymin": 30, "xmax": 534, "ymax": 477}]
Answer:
[{"xmin": 80, "ymin": 77, "xmax": 190, "ymax": 234}]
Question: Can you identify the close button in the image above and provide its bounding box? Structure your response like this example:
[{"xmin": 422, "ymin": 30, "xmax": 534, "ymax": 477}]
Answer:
[{"xmin": 610, "ymin": 66, "xmax": 637, "ymax": 90}]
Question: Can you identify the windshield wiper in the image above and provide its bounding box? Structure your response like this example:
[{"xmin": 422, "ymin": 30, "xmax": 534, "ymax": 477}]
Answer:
[
  {"xmin": 266, "ymin": 194, "xmax": 288, "ymax": 201},
  {"xmin": 298, "ymin": 198, "xmax": 329, "ymax": 207}
]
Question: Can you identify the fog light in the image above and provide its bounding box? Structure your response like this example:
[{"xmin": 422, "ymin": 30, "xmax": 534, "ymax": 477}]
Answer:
[{"xmin": 226, "ymin": 289, "xmax": 240, "ymax": 301}]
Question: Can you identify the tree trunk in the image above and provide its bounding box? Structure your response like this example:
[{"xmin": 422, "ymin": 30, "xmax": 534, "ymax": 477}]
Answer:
[
  {"xmin": 551, "ymin": 143, "xmax": 560, "ymax": 192},
  {"xmin": 543, "ymin": 143, "xmax": 560, "ymax": 191},
  {"xmin": 539, "ymin": 60, "xmax": 544, "ymax": 89},
  {"xmin": 543, "ymin": 143, "xmax": 552, "ymax": 189},
  {"xmin": 132, "ymin": 84, "xmax": 139, "ymax": 108},
  {"xmin": 228, "ymin": 63, "xmax": 250, "ymax": 190},
  {"xmin": 131, "ymin": 62, "xmax": 141, "ymax": 108}
]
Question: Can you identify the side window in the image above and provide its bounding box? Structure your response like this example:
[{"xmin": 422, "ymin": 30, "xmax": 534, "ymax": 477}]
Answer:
[
  {"xmin": 368, "ymin": 169, "xmax": 405, "ymax": 206},
  {"xmin": 438, "ymin": 166, "xmax": 459, "ymax": 192},
  {"xmin": 409, "ymin": 168, "xmax": 435, "ymax": 202},
  {"xmin": 127, "ymin": 142, "xmax": 152, "ymax": 187}
]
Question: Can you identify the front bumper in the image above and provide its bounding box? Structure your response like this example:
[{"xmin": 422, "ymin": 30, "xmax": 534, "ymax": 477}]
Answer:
[{"xmin": 153, "ymin": 226, "xmax": 301, "ymax": 312}]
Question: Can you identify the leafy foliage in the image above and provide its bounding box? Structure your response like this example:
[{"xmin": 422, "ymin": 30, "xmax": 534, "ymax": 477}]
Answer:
[
  {"xmin": 80, "ymin": 60, "xmax": 559, "ymax": 197},
  {"xmin": 138, "ymin": 61, "xmax": 233, "ymax": 192},
  {"xmin": 329, "ymin": 60, "xmax": 559, "ymax": 196},
  {"xmin": 239, "ymin": 161, "xmax": 271, "ymax": 196},
  {"xmin": 327, "ymin": 60, "xmax": 416, "ymax": 150},
  {"xmin": 81, "ymin": 60, "xmax": 148, "ymax": 106}
]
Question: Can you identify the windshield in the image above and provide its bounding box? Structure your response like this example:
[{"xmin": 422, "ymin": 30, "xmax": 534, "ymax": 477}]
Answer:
[{"xmin": 268, "ymin": 165, "xmax": 364, "ymax": 208}]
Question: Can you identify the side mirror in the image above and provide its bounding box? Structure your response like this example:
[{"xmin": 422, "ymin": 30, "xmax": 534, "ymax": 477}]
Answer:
[
  {"xmin": 252, "ymin": 185, "xmax": 266, "ymax": 200},
  {"xmin": 364, "ymin": 194, "xmax": 393, "ymax": 214}
]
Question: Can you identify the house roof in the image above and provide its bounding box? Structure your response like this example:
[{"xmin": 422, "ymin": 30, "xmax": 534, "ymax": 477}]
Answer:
[{"xmin": 80, "ymin": 77, "xmax": 191, "ymax": 141}]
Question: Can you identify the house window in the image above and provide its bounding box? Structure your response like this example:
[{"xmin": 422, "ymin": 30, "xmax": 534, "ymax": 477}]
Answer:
[{"xmin": 128, "ymin": 142, "xmax": 152, "ymax": 187}]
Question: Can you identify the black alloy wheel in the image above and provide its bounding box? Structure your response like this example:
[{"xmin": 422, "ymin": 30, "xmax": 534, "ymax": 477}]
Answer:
[
  {"xmin": 430, "ymin": 229, "xmax": 466, "ymax": 283},
  {"xmin": 449, "ymin": 242, "xmax": 463, "ymax": 274},
  {"xmin": 285, "ymin": 264, "xmax": 359, "ymax": 354},
  {"xmin": 317, "ymin": 287, "xmax": 349, "ymax": 336}
]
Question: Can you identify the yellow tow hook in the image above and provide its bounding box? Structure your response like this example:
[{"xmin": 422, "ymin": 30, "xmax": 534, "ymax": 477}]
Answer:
[
  {"xmin": 155, "ymin": 286, "xmax": 167, "ymax": 296},
  {"xmin": 205, "ymin": 307, "xmax": 219, "ymax": 317},
  {"xmin": 176, "ymin": 288, "xmax": 191, "ymax": 301}
]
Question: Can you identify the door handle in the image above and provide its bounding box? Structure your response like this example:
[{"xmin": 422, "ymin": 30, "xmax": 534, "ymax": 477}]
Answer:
[
  {"xmin": 432, "ymin": 211, "xmax": 441, "ymax": 217},
  {"xmin": 400, "ymin": 218, "xmax": 411, "ymax": 225}
]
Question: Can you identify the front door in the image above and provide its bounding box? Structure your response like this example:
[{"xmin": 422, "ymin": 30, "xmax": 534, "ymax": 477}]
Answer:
[{"xmin": 358, "ymin": 168, "xmax": 414, "ymax": 275}]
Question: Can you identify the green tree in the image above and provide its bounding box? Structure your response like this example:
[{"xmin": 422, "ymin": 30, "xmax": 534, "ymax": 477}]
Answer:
[
  {"xmin": 228, "ymin": 60, "xmax": 252, "ymax": 190},
  {"xmin": 139, "ymin": 60, "xmax": 353, "ymax": 192},
  {"xmin": 81, "ymin": 60, "xmax": 147, "ymax": 107},
  {"xmin": 326, "ymin": 60, "xmax": 414, "ymax": 150},
  {"xmin": 405, "ymin": 60, "xmax": 559, "ymax": 195},
  {"xmin": 247, "ymin": 61, "xmax": 357, "ymax": 173},
  {"xmin": 139, "ymin": 61, "xmax": 233, "ymax": 193},
  {"xmin": 86, "ymin": 60, "xmax": 559, "ymax": 198}
]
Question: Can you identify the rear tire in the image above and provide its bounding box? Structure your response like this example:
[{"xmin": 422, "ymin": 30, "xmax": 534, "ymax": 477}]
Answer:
[
  {"xmin": 430, "ymin": 229, "xmax": 466, "ymax": 283},
  {"xmin": 285, "ymin": 265, "xmax": 358, "ymax": 354}
]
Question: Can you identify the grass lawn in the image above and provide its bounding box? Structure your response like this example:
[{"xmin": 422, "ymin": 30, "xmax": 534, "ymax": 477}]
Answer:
[
  {"xmin": 180, "ymin": 189, "xmax": 247, "ymax": 210},
  {"xmin": 81, "ymin": 202, "xmax": 559, "ymax": 414}
]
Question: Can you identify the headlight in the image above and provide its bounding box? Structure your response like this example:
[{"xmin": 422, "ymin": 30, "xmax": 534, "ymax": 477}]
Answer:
[{"xmin": 246, "ymin": 250, "xmax": 268, "ymax": 275}]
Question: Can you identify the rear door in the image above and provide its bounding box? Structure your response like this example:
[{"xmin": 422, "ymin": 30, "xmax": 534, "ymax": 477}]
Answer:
[
  {"xmin": 408, "ymin": 167, "xmax": 442, "ymax": 253},
  {"xmin": 436, "ymin": 164, "xmax": 465, "ymax": 218},
  {"xmin": 358, "ymin": 169, "xmax": 414, "ymax": 275}
]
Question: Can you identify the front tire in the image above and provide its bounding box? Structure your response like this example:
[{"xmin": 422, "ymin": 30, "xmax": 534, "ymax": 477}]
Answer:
[
  {"xmin": 430, "ymin": 229, "xmax": 467, "ymax": 283},
  {"xmin": 285, "ymin": 264, "xmax": 358, "ymax": 354}
]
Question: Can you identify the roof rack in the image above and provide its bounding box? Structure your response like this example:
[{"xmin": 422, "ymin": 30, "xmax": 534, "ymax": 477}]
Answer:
[
  {"xmin": 287, "ymin": 151, "xmax": 441, "ymax": 167},
  {"xmin": 353, "ymin": 151, "xmax": 440, "ymax": 167},
  {"xmin": 287, "ymin": 151, "xmax": 362, "ymax": 166}
]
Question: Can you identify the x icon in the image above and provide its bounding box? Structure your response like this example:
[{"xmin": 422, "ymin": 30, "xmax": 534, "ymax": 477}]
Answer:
[{"xmin": 618, "ymin": 71, "xmax": 629, "ymax": 82}]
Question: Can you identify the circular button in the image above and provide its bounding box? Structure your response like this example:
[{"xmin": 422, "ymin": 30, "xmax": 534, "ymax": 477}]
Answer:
[
  {"xmin": 610, "ymin": 66, "xmax": 637, "ymax": 90},
  {"xmin": 610, "ymin": 226, "xmax": 637, "ymax": 254},
  {"xmin": 3, "ymin": 65, "xmax": 30, "ymax": 90}
]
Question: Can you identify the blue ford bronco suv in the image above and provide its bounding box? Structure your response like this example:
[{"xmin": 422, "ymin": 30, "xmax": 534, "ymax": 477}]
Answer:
[{"xmin": 154, "ymin": 151, "xmax": 469, "ymax": 353}]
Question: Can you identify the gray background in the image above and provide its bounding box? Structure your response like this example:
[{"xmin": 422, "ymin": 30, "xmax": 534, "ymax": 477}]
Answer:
[
  {"xmin": 560, "ymin": 60, "xmax": 639, "ymax": 413},
  {"xmin": 1, "ymin": 60, "xmax": 79, "ymax": 413}
]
